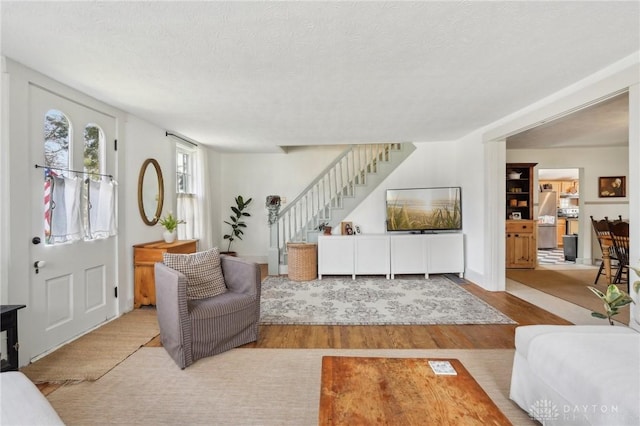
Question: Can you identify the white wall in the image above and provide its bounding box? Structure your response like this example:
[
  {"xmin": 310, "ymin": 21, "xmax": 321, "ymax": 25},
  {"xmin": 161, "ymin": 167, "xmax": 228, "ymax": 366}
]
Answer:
[
  {"xmin": 345, "ymin": 141, "xmax": 461, "ymax": 234},
  {"xmin": 0, "ymin": 58, "xmax": 195, "ymax": 364},
  {"xmin": 121, "ymin": 117, "xmax": 176, "ymax": 310},
  {"xmin": 507, "ymin": 146, "xmax": 629, "ymax": 263},
  {"xmin": 219, "ymin": 140, "xmax": 488, "ymax": 285},
  {"xmin": 482, "ymin": 53, "xmax": 639, "ymax": 298},
  {"xmin": 219, "ymin": 146, "xmax": 346, "ymax": 260}
]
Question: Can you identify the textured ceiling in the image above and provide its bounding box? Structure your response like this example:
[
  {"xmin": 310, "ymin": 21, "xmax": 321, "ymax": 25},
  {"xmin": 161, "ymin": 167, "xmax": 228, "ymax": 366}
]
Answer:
[
  {"xmin": 507, "ymin": 92, "xmax": 629, "ymax": 149},
  {"xmin": 2, "ymin": 1, "xmax": 639, "ymax": 152}
]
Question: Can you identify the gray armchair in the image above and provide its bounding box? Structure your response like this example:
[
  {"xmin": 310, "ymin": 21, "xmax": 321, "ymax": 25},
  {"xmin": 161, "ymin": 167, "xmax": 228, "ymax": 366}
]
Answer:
[{"xmin": 154, "ymin": 255, "xmax": 261, "ymax": 369}]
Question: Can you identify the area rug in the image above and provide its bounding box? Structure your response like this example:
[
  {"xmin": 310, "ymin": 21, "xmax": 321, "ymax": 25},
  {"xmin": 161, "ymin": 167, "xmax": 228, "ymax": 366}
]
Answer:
[
  {"xmin": 20, "ymin": 307, "xmax": 160, "ymax": 384},
  {"xmin": 506, "ymin": 267, "xmax": 630, "ymax": 324},
  {"xmin": 46, "ymin": 347, "xmax": 534, "ymax": 425},
  {"xmin": 260, "ymin": 275, "xmax": 516, "ymax": 325}
]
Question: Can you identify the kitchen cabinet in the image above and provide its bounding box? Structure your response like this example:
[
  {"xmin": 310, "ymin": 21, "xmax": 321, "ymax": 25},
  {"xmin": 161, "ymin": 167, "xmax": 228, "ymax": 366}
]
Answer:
[
  {"xmin": 506, "ymin": 163, "xmax": 537, "ymax": 220},
  {"xmin": 133, "ymin": 239, "xmax": 197, "ymax": 307},
  {"xmin": 557, "ymin": 218, "xmax": 566, "ymax": 247},
  {"xmin": 539, "ymin": 180, "xmax": 579, "ymax": 208},
  {"xmin": 506, "ymin": 220, "xmax": 537, "ymax": 268}
]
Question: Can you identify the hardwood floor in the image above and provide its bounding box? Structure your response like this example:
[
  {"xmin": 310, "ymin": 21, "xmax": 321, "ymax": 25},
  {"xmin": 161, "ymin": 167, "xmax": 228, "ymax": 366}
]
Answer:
[
  {"xmin": 39, "ymin": 267, "xmax": 570, "ymax": 395},
  {"xmin": 145, "ymin": 266, "xmax": 571, "ymax": 350}
]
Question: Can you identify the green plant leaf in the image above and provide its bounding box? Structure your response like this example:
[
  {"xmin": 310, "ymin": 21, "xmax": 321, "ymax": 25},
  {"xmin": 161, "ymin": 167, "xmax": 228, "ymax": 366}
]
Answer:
[
  {"xmin": 587, "ymin": 286, "xmax": 605, "ymax": 299},
  {"xmin": 591, "ymin": 312, "xmax": 607, "ymax": 319}
]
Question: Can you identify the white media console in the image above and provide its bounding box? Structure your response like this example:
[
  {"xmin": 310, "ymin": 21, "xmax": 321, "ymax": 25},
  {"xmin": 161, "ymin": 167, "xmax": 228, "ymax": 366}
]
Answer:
[{"xmin": 317, "ymin": 233, "xmax": 464, "ymax": 279}]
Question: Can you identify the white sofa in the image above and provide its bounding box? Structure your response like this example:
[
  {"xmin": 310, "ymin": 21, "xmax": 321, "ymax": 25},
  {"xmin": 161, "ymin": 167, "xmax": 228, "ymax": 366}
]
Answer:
[
  {"xmin": 0, "ymin": 371, "xmax": 64, "ymax": 425},
  {"xmin": 510, "ymin": 325, "xmax": 640, "ymax": 425}
]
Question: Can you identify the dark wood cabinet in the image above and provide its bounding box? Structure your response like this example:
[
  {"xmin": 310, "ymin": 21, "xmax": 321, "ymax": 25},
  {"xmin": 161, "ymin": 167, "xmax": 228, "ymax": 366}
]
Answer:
[
  {"xmin": 1, "ymin": 305, "xmax": 26, "ymax": 371},
  {"xmin": 506, "ymin": 163, "xmax": 537, "ymax": 220}
]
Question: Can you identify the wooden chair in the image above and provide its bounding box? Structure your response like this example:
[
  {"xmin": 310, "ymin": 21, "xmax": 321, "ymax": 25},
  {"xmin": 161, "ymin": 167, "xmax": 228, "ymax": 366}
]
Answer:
[
  {"xmin": 607, "ymin": 220, "xmax": 629, "ymax": 288},
  {"xmin": 590, "ymin": 216, "xmax": 619, "ymax": 284}
]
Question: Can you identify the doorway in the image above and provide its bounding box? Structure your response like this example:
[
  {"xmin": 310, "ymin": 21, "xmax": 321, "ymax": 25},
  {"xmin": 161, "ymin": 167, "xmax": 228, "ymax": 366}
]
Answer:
[
  {"xmin": 29, "ymin": 85, "xmax": 118, "ymax": 359},
  {"xmin": 537, "ymin": 168, "xmax": 580, "ymax": 265}
]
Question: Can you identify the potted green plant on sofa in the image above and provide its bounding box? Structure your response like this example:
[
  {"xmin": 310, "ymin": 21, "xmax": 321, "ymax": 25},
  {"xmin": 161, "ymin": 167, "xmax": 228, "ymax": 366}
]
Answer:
[{"xmin": 223, "ymin": 195, "xmax": 252, "ymax": 255}]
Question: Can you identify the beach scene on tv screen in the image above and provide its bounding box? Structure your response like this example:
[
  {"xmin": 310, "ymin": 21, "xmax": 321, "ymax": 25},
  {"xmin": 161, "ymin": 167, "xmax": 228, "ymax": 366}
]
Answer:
[{"xmin": 386, "ymin": 187, "xmax": 461, "ymax": 231}]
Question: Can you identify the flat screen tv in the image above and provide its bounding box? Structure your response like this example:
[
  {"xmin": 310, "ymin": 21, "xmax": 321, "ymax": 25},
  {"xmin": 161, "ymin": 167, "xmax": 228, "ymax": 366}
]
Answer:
[{"xmin": 386, "ymin": 187, "xmax": 462, "ymax": 232}]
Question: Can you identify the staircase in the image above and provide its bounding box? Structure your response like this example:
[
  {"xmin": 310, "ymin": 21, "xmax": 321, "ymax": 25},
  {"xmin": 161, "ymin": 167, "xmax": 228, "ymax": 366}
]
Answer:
[{"xmin": 268, "ymin": 143, "xmax": 416, "ymax": 274}]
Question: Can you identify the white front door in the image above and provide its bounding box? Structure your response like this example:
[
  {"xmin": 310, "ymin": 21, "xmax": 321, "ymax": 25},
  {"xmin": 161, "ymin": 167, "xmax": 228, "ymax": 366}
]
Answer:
[{"xmin": 29, "ymin": 85, "xmax": 117, "ymax": 358}]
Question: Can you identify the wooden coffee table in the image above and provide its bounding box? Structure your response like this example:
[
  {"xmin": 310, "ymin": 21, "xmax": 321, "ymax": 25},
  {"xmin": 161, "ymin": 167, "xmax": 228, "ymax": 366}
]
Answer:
[{"xmin": 319, "ymin": 356, "xmax": 511, "ymax": 425}]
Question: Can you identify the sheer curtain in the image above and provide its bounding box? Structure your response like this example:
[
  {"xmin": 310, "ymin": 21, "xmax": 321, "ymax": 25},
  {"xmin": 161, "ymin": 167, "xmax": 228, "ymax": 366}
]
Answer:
[
  {"xmin": 177, "ymin": 146, "xmax": 213, "ymax": 248},
  {"xmin": 49, "ymin": 175, "xmax": 84, "ymax": 244}
]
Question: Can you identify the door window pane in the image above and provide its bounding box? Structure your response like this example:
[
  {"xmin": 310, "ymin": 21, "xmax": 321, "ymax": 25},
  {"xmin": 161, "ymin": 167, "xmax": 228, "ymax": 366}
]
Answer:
[
  {"xmin": 44, "ymin": 109, "xmax": 70, "ymax": 170},
  {"xmin": 44, "ymin": 110, "xmax": 70, "ymax": 244},
  {"xmin": 84, "ymin": 124, "xmax": 104, "ymax": 178}
]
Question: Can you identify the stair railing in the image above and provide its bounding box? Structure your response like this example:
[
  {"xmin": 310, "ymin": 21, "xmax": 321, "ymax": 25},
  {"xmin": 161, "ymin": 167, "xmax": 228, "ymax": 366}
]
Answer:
[{"xmin": 270, "ymin": 144, "xmax": 400, "ymax": 268}]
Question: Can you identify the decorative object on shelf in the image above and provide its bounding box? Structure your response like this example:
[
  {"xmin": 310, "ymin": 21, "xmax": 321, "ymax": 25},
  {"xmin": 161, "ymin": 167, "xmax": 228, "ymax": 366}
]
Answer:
[
  {"xmin": 223, "ymin": 195, "xmax": 253, "ymax": 253},
  {"xmin": 587, "ymin": 284, "xmax": 634, "ymax": 325},
  {"xmin": 598, "ymin": 176, "xmax": 626, "ymax": 198},
  {"xmin": 511, "ymin": 212, "xmax": 521, "ymax": 220},
  {"xmin": 265, "ymin": 195, "xmax": 281, "ymax": 225},
  {"xmin": 341, "ymin": 221, "xmax": 354, "ymax": 235},
  {"xmin": 505, "ymin": 163, "xmax": 536, "ymax": 221},
  {"xmin": 318, "ymin": 222, "xmax": 332, "ymax": 235},
  {"xmin": 158, "ymin": 212, "xmax": 185, "ymax": 243}
]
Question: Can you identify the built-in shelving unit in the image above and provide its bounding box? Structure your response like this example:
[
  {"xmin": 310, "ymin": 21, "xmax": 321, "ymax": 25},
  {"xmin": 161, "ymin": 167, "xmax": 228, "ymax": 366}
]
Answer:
[
  {"xmin": 506, "ymin": 163, "xmax": 537, "ymax": 220},
  {"xmin": 506, "ymin": 162, "xmax": 537, "ymax": 269}
]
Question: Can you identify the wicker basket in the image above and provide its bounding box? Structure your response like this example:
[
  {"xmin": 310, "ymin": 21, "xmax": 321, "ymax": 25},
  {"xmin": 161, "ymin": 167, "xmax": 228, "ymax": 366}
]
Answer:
[{"xmin": 287, "ymin": 243, "xmax": 318, "ymax": 281}]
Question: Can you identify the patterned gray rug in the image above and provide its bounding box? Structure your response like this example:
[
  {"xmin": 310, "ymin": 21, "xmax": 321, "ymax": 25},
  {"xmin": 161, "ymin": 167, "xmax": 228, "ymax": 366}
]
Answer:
[{"xmin": 260, "ymin": 275, "xmax": 516, "ymax": 325}]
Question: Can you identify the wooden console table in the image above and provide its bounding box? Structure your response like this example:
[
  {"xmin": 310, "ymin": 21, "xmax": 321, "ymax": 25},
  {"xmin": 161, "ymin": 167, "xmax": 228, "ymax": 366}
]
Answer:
[
  {"xmin": 319, "ymin": 356, "xmax": 511, "ymax": 425},
  {"xmin": 133, "ymin": 240, "xmax": 197, "ymax": 307},
  {"xmin": 1, "ymin": 305, "xmax": 26, "ymax": 372}
]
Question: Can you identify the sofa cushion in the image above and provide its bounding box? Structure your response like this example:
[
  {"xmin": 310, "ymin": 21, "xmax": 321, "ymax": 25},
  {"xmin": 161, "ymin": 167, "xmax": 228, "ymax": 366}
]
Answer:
[
  {"xmin": 515, "ymin": 325, "xmax": 636, "ymax": 358},
  {"xmin": 163, "ymin": 248, "xmax": 227, "ymax": 300},
  {"xmin": 525, "ymin": 330, "xmax": 640, "ymax": 424}
]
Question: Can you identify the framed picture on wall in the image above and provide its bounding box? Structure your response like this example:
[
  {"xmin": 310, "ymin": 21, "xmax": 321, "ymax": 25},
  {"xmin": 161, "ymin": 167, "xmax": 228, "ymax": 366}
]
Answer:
[{"xmin": 598, "ymin": 176, "xmax": 626, "ymax": 198}]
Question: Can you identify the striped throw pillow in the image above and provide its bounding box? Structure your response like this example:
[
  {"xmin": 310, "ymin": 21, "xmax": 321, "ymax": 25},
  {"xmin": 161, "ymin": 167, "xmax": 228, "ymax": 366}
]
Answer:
[{"xmin": 163, "ymin": 248, "xmax": 227, "ymax": 299}]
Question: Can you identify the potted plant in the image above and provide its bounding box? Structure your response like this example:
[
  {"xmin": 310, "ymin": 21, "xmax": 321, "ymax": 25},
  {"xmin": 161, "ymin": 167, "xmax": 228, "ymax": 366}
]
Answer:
[
  {"xmin": 587, "ymin": 284, "xmax": 634, "ymax": 325},
  {"xmin": 158, "ymin": 212, "xmax": 185, "ymax": 243},
  {"xmin": 223, "ymin": 195, "xmax": 253, "ymax": 255},
  {"xmin": 318, "ymin": 222, "xmax": 332, "ymax": 235}
]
